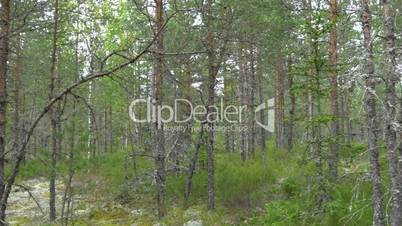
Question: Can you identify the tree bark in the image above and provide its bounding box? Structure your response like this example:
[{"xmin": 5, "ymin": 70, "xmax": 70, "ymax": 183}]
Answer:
[
  {"xmin": 381, "ymin": 1, "xmax": 402, "ymax": 225},
  {"xmin": 287, "ymin": 55, "xmax": 295, "ymax": 150},
  {"xmin": 239, "ymin": 43, "xmax": 248, "ymax": 160},
  {"xmin": 108, "ymin": 103, "xmax": 113, "ymax": 152},
  {"xmin": 361, "ymin": 1, "xmax": 385, "ymax": 225},
  {"xmin": 175, "ymin": 61, "xmax": 193, "ymax": 173},
  {"xmin": 103, "ymin": 106, "xmax": 107, "ymax": 153},
  {"xmin": 48, "ymin": 0, "xmax": 59, "ymax": 221},
  {"xmin": 223, "ymin": 75, "xmax": 234, "ymax": 153},
  {"xmin": 256, "ymin": 53, "xmax": 266, "ymax": 157},
  {"xmin": 206, "ymin": 0, "xmax": 218, "ymax": 210},
  {"xmin": 61, "ymin": 101, "xmax": 75, "ymax": 226},
  {"xmin": 248, "ymin": 45, "xmax": 256, "ymax": 158},
  {"xmin": 275, "ymin": 57, "xmax": 285, "ymax": 149},
  {"xmin": 0, "ymin": 0, "xmax": 10, "ymax": 223},
  {"xmin": 184, "ymin": 125, "xmax": 204, "ymax": 209},
  {"xmin": 153, "ymin": 0, "xmax": 166, "ymax": 219},
  {"xmin": 328, "ymin": 0, "xmax": 340, "ymax": 181},
  {"xmin": 12, "ymin": 32, "xmax": 22, "ymax": 155},
  {"xmin": 87, "ymin": 81, "xmax": 94, "ymax": 158},
  {"xmin": 313, "ymin": 39, "xmax": 326, "ymax": 213}
]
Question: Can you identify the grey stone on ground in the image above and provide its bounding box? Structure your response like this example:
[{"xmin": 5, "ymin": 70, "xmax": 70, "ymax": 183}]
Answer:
[
  {"xmin": 184, "ymin": 220, "xmax": 202, "ymax": 226},
  {"xmin": 153, "ymin": 223, "xmax": 166, "ymax": 226},
  {"xmin": 183, "ymin": 208, "xmax": 200, "ymax": 220}
]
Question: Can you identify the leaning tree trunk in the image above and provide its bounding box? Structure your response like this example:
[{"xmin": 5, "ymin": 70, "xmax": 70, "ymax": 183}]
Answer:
[
  {"xmin": 382, "ymin": 1, "xmax": 402, "ymax": 225},
  {"xmin": 184, "ymin": 125, "xmax": 204, "ymax": 209},
  {"xmin": 361, "ymin": 1, "xmax": 386, "ymax": 225},
  {"xmin": 0, "ymin": 0, "xmax": 10, "ymax": 223}
]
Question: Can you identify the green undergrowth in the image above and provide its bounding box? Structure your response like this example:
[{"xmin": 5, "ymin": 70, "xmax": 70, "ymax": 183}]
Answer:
[
  {"xmin": 14, "ymin": 139, "xmax": 388, "ymax": 225},
  {"xmin": 250, "ymin": 141, "xmax": 388, "ymax": 226}
]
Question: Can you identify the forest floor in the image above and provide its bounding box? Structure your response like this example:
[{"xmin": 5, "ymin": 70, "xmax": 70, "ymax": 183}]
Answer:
[
  {"xmin": 6, "ymin": 140, "xmax": 380, "ymax": 225},
  {"xmin": 7, "ymin": 144, "xmax": 273, "ymax": 225},
  {"xmin": 7, "ymin": 177, "xmax": 158, "ymax": 225}
]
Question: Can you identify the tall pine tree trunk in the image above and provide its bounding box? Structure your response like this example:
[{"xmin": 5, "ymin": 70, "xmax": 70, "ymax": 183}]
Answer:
[
  {"xmin": 223, "ymin": 75, "xmax": 234, "ymax": 153},
  {"xmin": 256, "ymin": 52, "xmax": 266, "ymax": 156},
  {"xmin": 361, "ymin": 1, "xmax": 385, "ymax": 225},
  {"xmin": 328, "ymin": 0, "xmax": 340, "ymax": 181},
  {"xmin": 206, "ymin": 0, "xmax": 218, "ymax": 210},
  {"xmin": 12, "ymin": 33, "xmax": 22, "ymax": 154},
  {"xmin": 49, "ymin": 0, "xmax": 59, "ymax": 221},
  {"xmin": 239, "ymin": 43, "xmax": 247, "ymax": 160},
  {"xmin": 153, "ymin": 0, "xmax": 166, "ymax": 219},
  {"xmin": 248, "ymin": 45, "xmax": 256, "ymax": 158},
  {"xmin": 287, "ymin": 55, "xmax": 295, "ymax": 150},
  {"xmin": 275, "ymin": 57, "xmax": 285, "ymax": 149},
  {"xmin": 381, "ymin": 0, "xmax": 402, "ymax": 225},
  {"xmin": 175, "ymin": 61, "xmax": 193, "ymax": 173},
  {"xmin": 0, "ymin": 0, "xmax": 10, "ymax": 223},
  {"xmin": 87, "ymin": 81, "xmax": 94, "ymax": 158},
  {"xmin": 108, "ymin": 103, "xmax": 112, "ymax": 152}
]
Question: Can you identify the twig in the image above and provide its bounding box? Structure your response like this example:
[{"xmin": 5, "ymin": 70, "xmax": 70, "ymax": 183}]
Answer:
[{"xmin": 13, "ymin": 184, "xmax": 45, "ymax": 216}]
